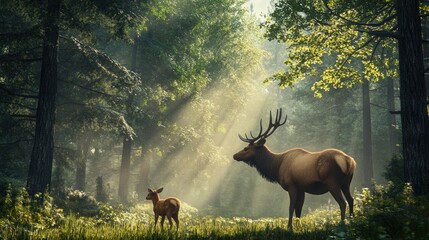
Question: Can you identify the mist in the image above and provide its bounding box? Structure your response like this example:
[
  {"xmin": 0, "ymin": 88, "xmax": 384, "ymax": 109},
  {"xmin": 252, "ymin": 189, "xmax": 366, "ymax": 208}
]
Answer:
[
  {"xmin": 82, "ymin": 59, "xmax": 394, "ymax": 219},
  {"xmin": 1, "ymin": 0, "xmax": 398, "ymax": 220}
]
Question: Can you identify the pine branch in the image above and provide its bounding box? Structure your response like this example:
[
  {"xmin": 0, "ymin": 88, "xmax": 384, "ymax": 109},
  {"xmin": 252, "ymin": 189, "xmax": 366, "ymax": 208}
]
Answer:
[
  {"xmin": 0, "ymin": 84, "xmax": 39, "ymax": 99},
  {"xmin": 10, "ymin": 114, "xmax": 37, "ymax": 119},
  {"xmin": 364, "ymin": 30, "xmax": 400, "ymax": 39}
]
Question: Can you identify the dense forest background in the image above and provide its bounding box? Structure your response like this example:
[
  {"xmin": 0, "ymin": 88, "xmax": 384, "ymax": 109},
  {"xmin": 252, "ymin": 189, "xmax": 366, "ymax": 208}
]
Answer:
[{"xmin": 1, "ymin": 0, "xmax": 426, "ymax": 220}]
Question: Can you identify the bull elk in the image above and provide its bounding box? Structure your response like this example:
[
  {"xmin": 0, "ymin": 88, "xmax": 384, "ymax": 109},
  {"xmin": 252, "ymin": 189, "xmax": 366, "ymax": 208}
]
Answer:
[
  {"xmin": 146, "ymin": 188, "xmax": 181, "ymax": 230},
  {"xmin": 233, "ymin": 109, "xmax": 356, "ymax": 229}
]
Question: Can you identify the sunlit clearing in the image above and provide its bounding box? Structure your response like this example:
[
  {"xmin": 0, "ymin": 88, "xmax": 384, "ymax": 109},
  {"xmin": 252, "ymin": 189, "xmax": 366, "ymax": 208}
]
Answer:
[
  {"xmin": 123, "ymin": 66, "xmax": 355, "ymax": 218},
  {"xmin": 90, "ymin": 68, "xmax": 347, "ymax": 218},
  {"xmin": 142, "ymin": 76, "xmax": 273, "ymax": 211}
]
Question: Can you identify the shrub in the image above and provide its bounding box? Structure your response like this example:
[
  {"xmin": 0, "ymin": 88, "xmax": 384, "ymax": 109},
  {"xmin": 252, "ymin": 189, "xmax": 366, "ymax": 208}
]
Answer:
[
  {"xmin": 54, "ymin": 188, "xmax": 99, "ymax": 216},
  {"xmin": 0, "ymin": 185, "xmax": 64, "ymax": 237},
  {"xmin": 383, "ymin": 154, "xmax": 404, "ymax": 195},
  {"xmin": 346, "ymin": 183, "xmax": 429, "ymax": 239}
]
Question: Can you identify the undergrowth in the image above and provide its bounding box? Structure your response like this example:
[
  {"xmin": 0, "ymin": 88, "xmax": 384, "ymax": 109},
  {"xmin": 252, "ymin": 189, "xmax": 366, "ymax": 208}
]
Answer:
[{"xmin": 1, "ymin": 183, "xmax": 429, "ymax": 239}]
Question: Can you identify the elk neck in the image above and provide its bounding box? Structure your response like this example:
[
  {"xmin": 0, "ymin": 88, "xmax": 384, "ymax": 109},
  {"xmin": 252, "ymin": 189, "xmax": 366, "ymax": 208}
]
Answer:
[{"xmin": 250, "ymin": 146, "xmax": 284, "ymax": 183}]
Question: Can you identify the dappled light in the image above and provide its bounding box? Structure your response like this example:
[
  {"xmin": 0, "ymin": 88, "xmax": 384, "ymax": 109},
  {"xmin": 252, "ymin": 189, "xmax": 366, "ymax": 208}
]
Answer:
[
  {"xmin": 129, "ymin": 74, "xmax": 275, "ymax": 211},
  {"xmin": 1, "ymin": 0, "xmax": 429, "ymax": 239}
]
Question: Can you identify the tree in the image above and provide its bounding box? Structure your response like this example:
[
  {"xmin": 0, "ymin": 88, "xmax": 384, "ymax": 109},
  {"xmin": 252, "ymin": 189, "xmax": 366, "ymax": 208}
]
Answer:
[
  {"xmin": 264, "ymin": 0, "xmax": 429, "ymax": 195},
  {"xmin": 128, "ymin": 0, "xmax": 264, "ymax": 204},
  {"xmin": 362, "ymin": 78, "xmax": 374, "ymax": 186},
  {"xmin": 26, "ymin": 0, "xmax": 61, "ymax": 196},
  {"xmin": 396, "ymin": 0, "xmax": 429, "ymax": 195},
  {"xmin": 0, "ymin": 2, "xmax": 42, "ymax": 187},
  {"xmin": 1, "ymin": 0, "xmax": 142, "ymax": 195}
]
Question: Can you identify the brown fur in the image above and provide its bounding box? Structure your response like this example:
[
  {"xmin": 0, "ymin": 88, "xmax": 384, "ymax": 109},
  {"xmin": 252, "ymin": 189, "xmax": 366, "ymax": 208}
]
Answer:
[
  {"xmin": 233, "ymin": 140, "xmax": 356, "ymax": 229},
  {"xmin": 146, "ymin": 188, "xmax": 181, "ymax": 230}
]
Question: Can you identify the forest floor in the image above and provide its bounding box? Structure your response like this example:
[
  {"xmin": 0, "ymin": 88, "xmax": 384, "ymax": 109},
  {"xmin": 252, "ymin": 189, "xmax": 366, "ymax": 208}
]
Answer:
[
  {"xmin": 1, "ymin": 206, "xmax": 342, "ymax": 239},
  {"xmin": 1, "ymin": 184, "xmax": 429, "ymax": 239}
]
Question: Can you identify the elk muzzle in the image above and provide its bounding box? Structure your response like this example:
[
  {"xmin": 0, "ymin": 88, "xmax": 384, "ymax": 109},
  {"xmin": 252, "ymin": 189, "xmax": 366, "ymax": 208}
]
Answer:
[{"xmin": 233, "ymin": 153, "xmax": 241, "ymax": 161}]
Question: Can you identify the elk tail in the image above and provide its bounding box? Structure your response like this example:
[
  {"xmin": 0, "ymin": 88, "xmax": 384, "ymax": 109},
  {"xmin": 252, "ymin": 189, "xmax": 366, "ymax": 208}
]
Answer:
[{"xmin": 335, "ymin": 154, "xmax": 356, "ymax": 177}]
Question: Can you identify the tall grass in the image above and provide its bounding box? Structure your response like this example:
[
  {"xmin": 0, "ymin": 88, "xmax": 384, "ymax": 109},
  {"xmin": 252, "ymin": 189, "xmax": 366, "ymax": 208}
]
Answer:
[
  {"xmin": 1, "ymin": 196, "xmax": 337, "ymax": 240},
  {"xmin": 1, "ymin": 183, "xmax": 429, "ymax": 239},
  {"xmin": 1, "ymin": 214, "xmax": 336, "ymax": 239}
]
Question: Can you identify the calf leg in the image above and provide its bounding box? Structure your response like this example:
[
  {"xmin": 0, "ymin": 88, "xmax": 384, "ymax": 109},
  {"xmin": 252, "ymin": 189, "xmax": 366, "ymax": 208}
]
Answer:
[
  {"xmin": 172, "ymin": 212, "xmax": 180, "ymax": 230},
  {"xmin": 154, "ymin": 214, "xmax": 159, "ymax": 229},
  {"xmin": 167, "ymin": 215, "xmax": 173, "ymax": 229},
  {"xmin": 160, "ymin": 216, "xmax": 165, "ymax": 230}
]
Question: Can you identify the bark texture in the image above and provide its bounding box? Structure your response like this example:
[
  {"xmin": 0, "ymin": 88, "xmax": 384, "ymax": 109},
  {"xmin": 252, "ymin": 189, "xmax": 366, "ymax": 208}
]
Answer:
[
  {"xmin": 27, "ymin": 0, "xmax": 61, "ymax": 196},
  {"xmin": 396, "ymin": 0, "xmax": 429, "ymax": 195}
]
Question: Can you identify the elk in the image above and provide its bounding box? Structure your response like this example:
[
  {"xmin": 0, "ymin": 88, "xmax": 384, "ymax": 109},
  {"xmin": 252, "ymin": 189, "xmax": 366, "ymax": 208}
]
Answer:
[
  {"xmin": 233, "ymin": 109, "xmax": 356, "ymax": 229},
  {"xmin": 146, "ymin": 188, "xmax": 181, "ymax": 230}
]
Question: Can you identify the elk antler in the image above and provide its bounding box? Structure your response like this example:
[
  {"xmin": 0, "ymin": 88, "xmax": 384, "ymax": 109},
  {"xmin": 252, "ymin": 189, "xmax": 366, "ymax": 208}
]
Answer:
[{"xmin": 238, "ymin": 108, "xmax": 287, "ymax": 143}]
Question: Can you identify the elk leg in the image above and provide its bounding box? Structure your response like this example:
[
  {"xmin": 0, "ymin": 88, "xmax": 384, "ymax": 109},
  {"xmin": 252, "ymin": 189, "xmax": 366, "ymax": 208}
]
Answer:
[
  {"xmin": 154, "ymin": 213, "xmax": 159, "ymax": 229},
  {"xmin": 287, "ymin": 189, "xmax": 297, "ymax": 230},
  {"xmin": 329, "ymin": 187, "xmax": 346, "ymax": 220},
  {"xmin": 341, "ymin": 180, "xmax": 354, "ymax": 217},
  {"xmin": 160, "ymin": 216, "xmax": 165, "ymax": 230},
  {"xmin": 172, "ymin": 212, "xmax": 180, "ymax": 230},
  {"xmin": 295, "ymin": 191, "xmax": 305, "ymax": 218},
  {"xmin": 167, "ymin": 214, "xmax": 173, "ymax": 229}
]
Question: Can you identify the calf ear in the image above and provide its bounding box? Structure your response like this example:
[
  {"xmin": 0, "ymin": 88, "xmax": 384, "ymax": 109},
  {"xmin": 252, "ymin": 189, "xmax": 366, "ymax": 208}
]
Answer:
[
  {"xmin": 157, "ymin": 187, "xmax": 164, "ymax": 193},
  {"xmin": 148, "ymin": 188, "xmax": 153, "ymax": 193}
]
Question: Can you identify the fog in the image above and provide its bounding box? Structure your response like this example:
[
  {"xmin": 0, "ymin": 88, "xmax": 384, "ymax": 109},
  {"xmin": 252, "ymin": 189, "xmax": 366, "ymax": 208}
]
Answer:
[
  {"xmin": 2, "ymin": 0, "xmax": 397, "ymax": 220},
  {"xmin": 83, "ymin": 61, "xmax": 393, "ymax": 218}
]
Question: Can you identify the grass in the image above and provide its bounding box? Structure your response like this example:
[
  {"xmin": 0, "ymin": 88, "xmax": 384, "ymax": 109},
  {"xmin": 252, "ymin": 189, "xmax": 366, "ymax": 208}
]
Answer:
[
  {"xmin": 1, "ymin": 202, "xmax": 340, "ymax": 240},
  {"xmin": 2, "ymin": 183, "xmax": 429, "ymax": 239},
  {"xmin": 13, "ymin": 215, "xmax": 336, "ymax": 239}
]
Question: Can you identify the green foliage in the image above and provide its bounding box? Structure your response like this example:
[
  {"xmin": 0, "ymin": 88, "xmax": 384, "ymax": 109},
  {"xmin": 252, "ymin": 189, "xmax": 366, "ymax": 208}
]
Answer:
[
  {"xmin": 384, "ymin": 154, "xmax": 404, "ymax": 185},
  {"xmin": 1, "ymin": 201, "xmax": 334, "ymax": 239},
  {"xmin": 54, "ymin": 188, "xmax": 99, "ymax": 217},
  {"xmin": 263, "ymin": 0, "xmax": 398, "ymax": 96},
  {"xmin": 1, "ymin": 0, "xmax": 264, "ymax": 205},
  {"xmin": 2, "ymin": 183, "xmax": 429, "ymax": 239},
  {"xmin": 126, "ymin": 0, "xmax": 265, "ymax": 202},
  {"xmin": 383, "ymin": 154, "xmax": 405, "ymax": 195},
  {"xmin": 0, "ymin": 186, "xmax": 64, "ymax": 236},
  {"xmin": 0, "ymin": 0, "xmax": 146, "ymax": 190},
  {"xmin": 338, "ymin": 183, "xmax": 429, "ymax": 239}
]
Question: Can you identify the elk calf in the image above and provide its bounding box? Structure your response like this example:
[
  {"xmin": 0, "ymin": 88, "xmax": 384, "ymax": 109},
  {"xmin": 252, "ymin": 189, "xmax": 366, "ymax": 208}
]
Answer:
[
  {"xmin": 233, "ymin": 109, "xmax": 356, "ymax": 230},
  {"xmin": 146, "ymin": 188, "xmax": 181, "ymax": 230}
]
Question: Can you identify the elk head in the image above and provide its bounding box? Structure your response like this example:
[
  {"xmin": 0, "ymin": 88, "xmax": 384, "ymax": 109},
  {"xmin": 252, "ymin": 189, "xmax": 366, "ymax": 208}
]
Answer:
[
  {"xmin": 233, "ymin": 108, "xmax": 287, "ymax": 164},
  {"xmin": 146, "ymin": 187, "xmax": 163, "ymax": 201}
]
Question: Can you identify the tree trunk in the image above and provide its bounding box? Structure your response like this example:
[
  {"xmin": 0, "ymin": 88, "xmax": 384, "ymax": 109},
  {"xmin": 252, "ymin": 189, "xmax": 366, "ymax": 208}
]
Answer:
[
  {"xmin": 118, "ymin": 40, "xmax": 138, "ymax": 202},
  {"xmin": 26, "ymin": 0, "xmax": 61, "ymax": 196},
  {"xmin": 362, "ymin": 78, "xmax": 374, "ymax": 186},
  {"xmin": 118, "ymin": 136, "xmax": 132, "ymax": 202},
  {"xmin": 136, "ymin": 153, "xmax": 150, "ymax": 198},
  {"xmin": 75, "ymin": 135, "xmax": 91, "ymax": 191},
  {"xmin": 386, "ymin": 77, "xmax": 399, "ymax": 155},
  {"xmin": 422, "ymin": 17, "xmax": 429, "ymax": 98},
  {"xmin": 396, "ymin": 0, "xmax": 429, "ymax": 195}
]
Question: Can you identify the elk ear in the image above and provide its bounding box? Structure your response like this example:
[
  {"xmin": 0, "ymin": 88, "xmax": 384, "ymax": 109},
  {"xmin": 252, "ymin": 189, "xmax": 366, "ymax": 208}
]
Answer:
[
  {"xmin": 256, "ymin": 138, "xmax": 266, "ymax": 146},
  {"xmin": 156, "ymin": 187, "xmax": 164, "ymax": 193},
  {"xmin": 148, "ymin": 188, "xmax": 153, "ymax": 193}
]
